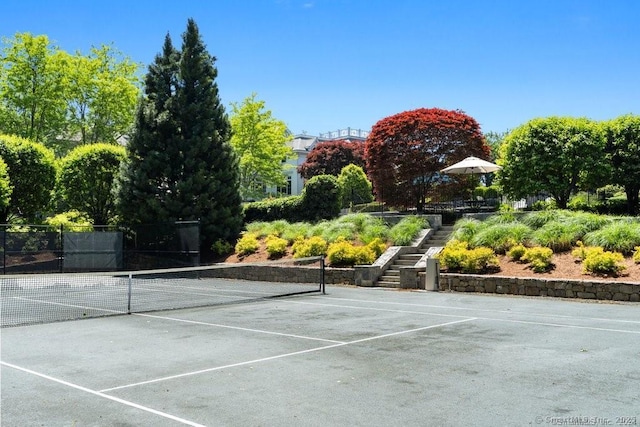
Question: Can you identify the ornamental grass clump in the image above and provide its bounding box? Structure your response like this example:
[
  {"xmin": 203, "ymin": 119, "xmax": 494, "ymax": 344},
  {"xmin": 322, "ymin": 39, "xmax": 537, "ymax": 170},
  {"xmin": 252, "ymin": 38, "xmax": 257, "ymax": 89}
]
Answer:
[
  {"xmin": 530, "ymin": 221, "xmax": 581, "ymax": 253},
  {"xmin": 320, "ymin": 221, "xmax": 358, "ymax": 243},
  {"xmin": 521, "ymin": 210, "xmax": 563, "ymax": 229},
  {"xmin": 359, "ymin": 222, "xmax": 389, "ymax": 244},
  {"xmin": 583, "ymin": 221, "xmax": 640, "ymax": 255},
  {"xmin": 470, "ymin": 223, "xmax": 532, "ymax": 254},
  {"xmin": 449, "ymin": 217, "xmax": 482, "ymax": 243},
  {"xmin": 388, "ymin": 216, "xmax": 428, "ymax": 246},
  {"xmin": 245, "ymin": 220, "xmax": 289, "ymax": 238},
  {"xmin": 280, "ymin": 221, "xmax": 311, "ymax": 243}
]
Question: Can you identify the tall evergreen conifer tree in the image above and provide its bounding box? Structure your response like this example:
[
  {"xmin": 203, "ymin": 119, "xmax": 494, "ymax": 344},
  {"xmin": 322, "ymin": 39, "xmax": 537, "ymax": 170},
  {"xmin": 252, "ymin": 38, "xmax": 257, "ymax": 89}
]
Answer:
[{"xmin": 118, "ymin": 20, "xmax": 242, "ymax": 248}]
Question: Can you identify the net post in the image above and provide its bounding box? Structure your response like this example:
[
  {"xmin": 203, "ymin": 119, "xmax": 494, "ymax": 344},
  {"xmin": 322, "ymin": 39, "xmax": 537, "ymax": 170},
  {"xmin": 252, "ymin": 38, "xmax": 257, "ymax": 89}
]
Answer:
[
  {"xmin": 321, "ymin": 256, "xmax": 326, "ymax": 294},
  {"xmin": 127, "ymin": 273, "xmax": 132, "ymax": 314}
]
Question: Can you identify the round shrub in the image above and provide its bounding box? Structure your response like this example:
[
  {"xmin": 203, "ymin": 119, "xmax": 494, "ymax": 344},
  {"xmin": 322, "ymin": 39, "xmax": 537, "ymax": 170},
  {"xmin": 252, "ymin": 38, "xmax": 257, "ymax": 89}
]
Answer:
[
  {"xmin": 265, "ymin": 235, "xmax": 288, "ymax": 259},
  {"xmin": 301, "ymin": 174, "xmax": 341, "ymax": 221},
  {"xmin": 507, "ymin": 244, "xmax": 527, "ymax": 262},
  {"xmin": 235, "ymin": 233, "xmax": 260, "ymax": 256},
  {"xmin": 582, "ymin": 250, "xmax": 625, "ymax": 276},
  {"xmin": 291, "ymin": 236, "xmax": 328, "ymax": 258},
  {"xmin": 521, "ymin": 247, "xmax": 554, "ymax": 273}
]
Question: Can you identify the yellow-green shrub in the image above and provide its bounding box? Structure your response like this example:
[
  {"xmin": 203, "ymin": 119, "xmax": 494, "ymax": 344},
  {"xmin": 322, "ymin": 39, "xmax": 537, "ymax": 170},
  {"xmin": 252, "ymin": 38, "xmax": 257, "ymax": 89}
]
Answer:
[
  {"xmin": 571, "ymin": 241, "xmax": 603, "ymax": 261},
  {"xmin": 521, "ymin": 246, "xmax": 553, "ymax": 273},
  {"xmin": 582, "ymin": 250, "xmax": 625, "ymax": 275},
  {"xmin": 235, "ymin": 233, "xmax": 260, "ymax": 256},
  {"xmin": 265, "ymin": 234, "xmax": 288, "ymax": 259},
  {"xmin": 437, "ymin": 240, "xmax": 470, "ymax": 271},
  {"xmin": 354, "ymin": 245, "xmax": 376, "ymax": 265},
  {"xmin": 461, "ymin": 247, "xmax": 499, "ymax": 273},
  {"xmin": 327, "ymin": 238, "xmax": 377, "ymax": 266},
  {"xmin": 633, "ymin": 246, "xmax": 640, "ymax": 264},
  {"xmin": 366, "ymin": 237, "xmax": 387, "ymax": 258},
  {"xmin": 507, "ymin": 244, "xmax": 527, "ymax": 262},
  {"xmin": 291, "ymin": 236, "xmax": 328, "ymax": 258},
  {"xmin": 437, "ymin": 240, "xmax": 498, "ymax": 273}
]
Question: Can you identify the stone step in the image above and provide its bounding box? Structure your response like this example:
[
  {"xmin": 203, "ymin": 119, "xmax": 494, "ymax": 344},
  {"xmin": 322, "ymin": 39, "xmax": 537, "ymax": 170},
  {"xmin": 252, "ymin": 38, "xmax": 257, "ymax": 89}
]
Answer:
[
  {"xmin": 399, "ymin": 253, "xmax": 423, "ymax": 259},
  {"xmin": 376, "ymin": 280, "xmax": 401, "ymax": 287},
  {"xmin": 394, "ymin": 259, "xmax": 417, "ymax": 266},
  {"xmin": 379, "ymin": 276, "xmax": 400, "ymax": 283}
]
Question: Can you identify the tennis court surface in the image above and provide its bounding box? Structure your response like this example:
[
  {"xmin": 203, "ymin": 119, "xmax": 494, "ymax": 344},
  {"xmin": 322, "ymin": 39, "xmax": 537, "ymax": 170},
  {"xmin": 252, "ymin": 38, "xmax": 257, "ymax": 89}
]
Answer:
[{"xmin": 2, "ymin": 284, "xmax": 639, "ymax": 426}]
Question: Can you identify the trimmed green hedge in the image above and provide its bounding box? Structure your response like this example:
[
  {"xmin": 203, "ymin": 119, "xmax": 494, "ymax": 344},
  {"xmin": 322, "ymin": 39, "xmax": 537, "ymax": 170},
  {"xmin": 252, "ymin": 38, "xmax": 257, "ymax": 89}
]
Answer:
[{"xmin": 243, "ymin": 174, "xmax": 341, "ymax": 223}]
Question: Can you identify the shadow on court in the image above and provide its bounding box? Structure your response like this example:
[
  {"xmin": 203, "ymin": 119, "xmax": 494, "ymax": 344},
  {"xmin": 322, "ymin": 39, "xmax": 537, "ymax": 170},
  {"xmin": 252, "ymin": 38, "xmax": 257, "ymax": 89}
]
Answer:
[{"xmin": 2, "ymin": 287, "xmax": 639, "ymax": 426}]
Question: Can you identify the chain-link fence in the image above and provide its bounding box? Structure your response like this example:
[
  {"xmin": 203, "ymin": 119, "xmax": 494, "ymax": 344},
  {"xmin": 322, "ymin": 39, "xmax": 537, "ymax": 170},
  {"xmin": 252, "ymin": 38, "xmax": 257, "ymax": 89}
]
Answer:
[{"xmin": 1, "ymin": 221, "xmax": 200, "ymax": 274}]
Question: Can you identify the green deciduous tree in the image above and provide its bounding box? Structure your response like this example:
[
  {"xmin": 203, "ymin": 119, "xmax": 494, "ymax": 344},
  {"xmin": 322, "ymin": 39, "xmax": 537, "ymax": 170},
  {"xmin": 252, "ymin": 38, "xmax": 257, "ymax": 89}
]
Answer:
[
  {"xmin": 1, "ymin": 32, "xmax": 140, "ymax": 156},
  {"xmin": 604, "ymin": 114, "xmax": 640, "ymax": 215},
  {"xmin": 229, "ymin": 93, "xmax": 293, "ymax": 200},
  {"xmin": 0, "ymin": 134, "xmax": 57, "ymax": 223},
  {"xmin": 498, "ymin": 117, "xmax": 606, "ymax": 209},
  {"xmin": 63, "ymin": 45, "xmax": 140, "ymax": 147},
  {"xmin": 0, "ymin": 33, "xmax": 67, "ymax": 145},
  {"xmin": 337, "ymin": 164, "xmax": 373, "ymax": 208},
  {"xmin": 118, "ymin": 20, "xmax": 242, "ymax": 248},
  {"xmin": 0, "ymin": 158, "xmax": 12, "ymax": 213},
  {"xmin": 57, "ymin": 143, "xmax": 127, "ymax": 224}
]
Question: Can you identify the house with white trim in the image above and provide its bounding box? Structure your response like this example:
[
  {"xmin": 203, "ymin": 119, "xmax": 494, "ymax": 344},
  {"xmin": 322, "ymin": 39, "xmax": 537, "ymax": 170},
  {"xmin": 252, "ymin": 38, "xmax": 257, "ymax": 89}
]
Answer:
[{"xmin": 276, "ymin": 128, "xmax": 369, "ymax": 196}]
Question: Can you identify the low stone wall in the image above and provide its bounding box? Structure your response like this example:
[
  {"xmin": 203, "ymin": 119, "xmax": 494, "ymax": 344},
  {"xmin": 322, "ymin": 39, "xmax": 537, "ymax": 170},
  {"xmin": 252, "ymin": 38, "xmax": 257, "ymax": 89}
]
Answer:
[
  {"xmin": 201, "ymin": 264, "xmax": 354, "ymax": 285},
  {"xmin": 201, "ymin": 264, "xmax": 639, "ymax": 302},
  {"xmin": 440, "ymin": 273, "xmax": 640, "ymax": 302}
]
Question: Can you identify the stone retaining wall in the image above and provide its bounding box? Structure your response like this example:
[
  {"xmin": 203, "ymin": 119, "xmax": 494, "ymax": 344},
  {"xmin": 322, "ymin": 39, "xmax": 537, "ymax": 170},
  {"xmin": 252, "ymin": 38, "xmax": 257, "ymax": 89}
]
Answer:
[
  {"xmin": 201, "ymin": 264, "xmax": 639, "ymax": 302},
  {"xmin": 439, "ymin": 273, "xmax": 640, "ymax": 302},
  {"xmin": 201, "ymin": 265, "xmax": 354, "ymax": 285}
]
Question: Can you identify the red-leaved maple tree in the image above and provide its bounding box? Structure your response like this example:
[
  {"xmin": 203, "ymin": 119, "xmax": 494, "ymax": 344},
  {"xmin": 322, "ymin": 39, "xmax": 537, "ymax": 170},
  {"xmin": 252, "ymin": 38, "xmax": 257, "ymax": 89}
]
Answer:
[
  {"xmin": 365, "ymin": 108, "xmax": 489, "ymax": 211},
  {"xmin": 298, "ymin": 139, "xmax": 366, "ymax": 179}
]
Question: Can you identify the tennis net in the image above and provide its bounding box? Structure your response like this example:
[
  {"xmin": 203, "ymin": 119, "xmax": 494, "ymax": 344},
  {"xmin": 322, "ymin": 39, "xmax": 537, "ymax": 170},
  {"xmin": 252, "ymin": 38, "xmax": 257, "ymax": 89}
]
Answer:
[{"xmin": 0, "ymin": 256, "xmax": 325, "ymax": 327}]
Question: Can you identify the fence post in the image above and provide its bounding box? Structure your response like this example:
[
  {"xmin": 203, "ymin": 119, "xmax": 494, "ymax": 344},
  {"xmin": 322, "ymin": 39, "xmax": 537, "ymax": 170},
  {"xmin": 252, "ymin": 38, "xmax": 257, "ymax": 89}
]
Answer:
[
  {"xmin": 321, "ymin": 256, "xmax": 326, "ymax": 294},
  {"xmin": 2, "ymin": 225, "xmax": 5, "ymax": 275},
  {"xmin": 127, "ymin": 273, "xmax": 133, "ymax": 314},
  {"xmin": 59, "ymin": 224, "xmax": 64, "ymax": 273}
]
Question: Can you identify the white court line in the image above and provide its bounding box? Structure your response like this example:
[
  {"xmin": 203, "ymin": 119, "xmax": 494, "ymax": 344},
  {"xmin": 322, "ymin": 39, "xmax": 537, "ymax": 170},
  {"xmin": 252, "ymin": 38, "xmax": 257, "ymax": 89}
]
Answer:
[
  {"xmin": 287, "ymin": 298, "xmax": 640, "ymax": 334},
  {"xmin": 481, "ymin": 318, "xmax": 640, "ymax": 334},
  {"xmin": 317, "ymin": 295, "xmax": 640, "ymax": 324},
  {"xmin": 99, "ymin": 317, "xmax": 476, "ymax": 393},
  {"xmin": 0, "ymin": 361, "xmax": 205, "ymax": 427},
  {"xmin": 135, "ymin": 313, "xmax": 345, "ymax": 344}
]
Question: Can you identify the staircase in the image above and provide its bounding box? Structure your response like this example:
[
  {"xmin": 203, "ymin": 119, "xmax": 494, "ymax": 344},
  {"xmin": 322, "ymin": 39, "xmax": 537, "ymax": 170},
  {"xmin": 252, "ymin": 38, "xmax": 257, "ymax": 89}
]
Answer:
[{"xmin": 376, "ymin": 225, "xmax": 454, "ymax": 287}]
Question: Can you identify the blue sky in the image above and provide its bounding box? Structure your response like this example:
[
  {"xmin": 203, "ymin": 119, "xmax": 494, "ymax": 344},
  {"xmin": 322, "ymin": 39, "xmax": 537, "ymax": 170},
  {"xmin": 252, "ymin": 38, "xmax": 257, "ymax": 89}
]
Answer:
[{"xmin": 2, "ymin": 0, "xmax": 639, "ymax": 136}]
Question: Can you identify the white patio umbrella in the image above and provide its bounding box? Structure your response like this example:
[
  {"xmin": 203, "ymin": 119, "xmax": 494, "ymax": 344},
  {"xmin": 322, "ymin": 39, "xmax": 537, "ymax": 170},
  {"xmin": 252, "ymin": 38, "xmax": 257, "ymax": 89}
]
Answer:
[{"xmin": 441, "ymin": 156, "xmax": 501, "ymax": 175}]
